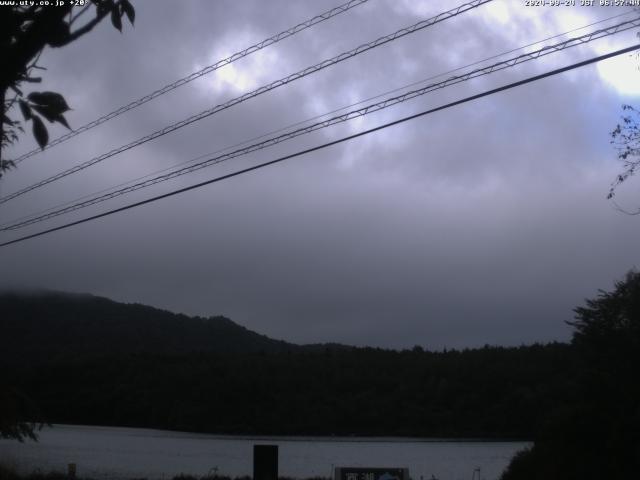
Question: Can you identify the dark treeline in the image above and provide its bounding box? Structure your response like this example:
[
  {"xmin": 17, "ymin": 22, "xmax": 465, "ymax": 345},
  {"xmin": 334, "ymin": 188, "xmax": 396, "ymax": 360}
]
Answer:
[
  {"xmin": 1, "ymin": 290, "xmax": 575, "ymax": 439},
  {"xmin": 501, "ymin": 271, "xmax": 640, "ymax": 480},
  {"xmin": 7, "ymin": 343, "xmax": 573, "ymax": 438}
]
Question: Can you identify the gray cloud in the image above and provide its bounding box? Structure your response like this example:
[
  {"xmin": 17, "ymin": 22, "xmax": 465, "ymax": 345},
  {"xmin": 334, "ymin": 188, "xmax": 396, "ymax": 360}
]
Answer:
[{"xmin": 1, "ymin": 0, "xmax": 639, "ymax": 349}]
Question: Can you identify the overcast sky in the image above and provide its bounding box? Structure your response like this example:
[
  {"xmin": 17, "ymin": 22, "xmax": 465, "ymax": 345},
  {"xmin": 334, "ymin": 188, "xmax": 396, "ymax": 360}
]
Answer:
[{"xmin": 1, "ymin": 0, "xmax": 640, "ymax": 349}]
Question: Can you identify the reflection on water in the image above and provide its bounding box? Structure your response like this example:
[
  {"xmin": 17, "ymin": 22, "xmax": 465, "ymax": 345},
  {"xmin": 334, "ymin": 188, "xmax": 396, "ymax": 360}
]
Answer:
[{"xmin": 0, "ymin": 425, "xmax": 529, "ymax": 480}]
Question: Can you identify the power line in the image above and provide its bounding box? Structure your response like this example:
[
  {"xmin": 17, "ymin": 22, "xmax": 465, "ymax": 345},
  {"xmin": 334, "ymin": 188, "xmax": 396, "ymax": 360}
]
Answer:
[
  {"xmin": 4, "ymin": 16, "xmax": 638, "ymax": 232},
  {"xmin": 4, "ymin": 15, "xmax": 636, "ymax": 230},
  {"xmin": 0, "ymin": 0, "xmax": 492, "ymax": 206},
  {"xmin": 1, "ymin": 43, "xmax": 637, "ymax": 249},
  {"xmin": 5, "ymin": 8, "xmax": 632, "ymax": 230},
  {"xmin": 10, "ymin": 0, "xmax": 372, "ymax": 164}
]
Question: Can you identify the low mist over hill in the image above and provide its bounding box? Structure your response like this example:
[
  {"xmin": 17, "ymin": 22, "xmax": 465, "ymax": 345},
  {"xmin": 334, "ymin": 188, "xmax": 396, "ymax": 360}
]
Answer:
[{"xmin": 0, "ymin": 290, "xmax": 298, "ymax": 363}]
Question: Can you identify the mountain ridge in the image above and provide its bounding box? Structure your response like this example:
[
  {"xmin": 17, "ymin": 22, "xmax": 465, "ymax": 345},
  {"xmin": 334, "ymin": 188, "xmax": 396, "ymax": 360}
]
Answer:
[{"xmin": 0, "ymin": 289, "xmax": 305, "ymax": 361}]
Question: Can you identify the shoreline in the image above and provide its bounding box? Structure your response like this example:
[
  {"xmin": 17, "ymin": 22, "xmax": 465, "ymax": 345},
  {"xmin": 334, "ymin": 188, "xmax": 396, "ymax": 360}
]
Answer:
[
  {"xmin": 1, "ymin": 426, "xmax": 529, "ymax": 480},
  {"xmin": 39, "ymin": 424, "xmax": 532, "ymax": 444},
  {"xmin": 1, "ymin": 466, "xmax": 331, "ymax": 480}
]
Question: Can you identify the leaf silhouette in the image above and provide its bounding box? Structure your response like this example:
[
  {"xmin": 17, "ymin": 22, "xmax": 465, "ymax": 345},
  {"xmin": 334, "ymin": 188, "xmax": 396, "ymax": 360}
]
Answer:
[
  {"xmin": 32, "ymin": 115, "xmax": 49, "ymax": 149},
  {"xmin": 55, "ymin": 114, "xmax": 71, "ymax": 130},
  {"xmin": 121, "ymin": 0, "xmax": 135, "ymax": 25},
  {"xmin": 19, "ymin": 100, "xmax": 32, "ymax": 120},
  {"xmin": 27, "ymin": 91, "xmax": 70, "ymax": 112},
  {"xmin": 111, "ymin": 8, "xmax": 122, "ymax": 32}
]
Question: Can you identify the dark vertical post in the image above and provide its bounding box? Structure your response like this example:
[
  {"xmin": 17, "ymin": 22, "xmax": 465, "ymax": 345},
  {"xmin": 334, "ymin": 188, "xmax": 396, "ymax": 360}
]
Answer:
[{"xmin": 253, "ymin": 444, "xmax": 278, "ymax": 480}]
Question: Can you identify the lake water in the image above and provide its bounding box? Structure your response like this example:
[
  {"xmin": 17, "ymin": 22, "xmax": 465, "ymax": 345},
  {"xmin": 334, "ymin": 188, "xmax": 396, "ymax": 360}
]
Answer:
[{"xmin": 0, "ymin": 425, "xmax": 530, "ymax": 480}]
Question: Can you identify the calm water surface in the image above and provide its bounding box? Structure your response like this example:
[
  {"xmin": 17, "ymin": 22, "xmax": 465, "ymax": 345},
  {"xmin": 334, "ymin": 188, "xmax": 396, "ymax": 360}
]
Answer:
[{"xmin": 0, "ymin": 425, "xmax": 530, "ymax": 480}]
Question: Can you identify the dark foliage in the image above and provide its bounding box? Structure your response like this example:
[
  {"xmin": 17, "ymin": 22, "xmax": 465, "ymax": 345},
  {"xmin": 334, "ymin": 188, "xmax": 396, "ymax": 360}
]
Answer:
[
  {"xmin": 609, "ymin": 104, "xmax": 640, "ymax": 204},
  {"xmin": 0, "ymin": 387, "xmax": 44, "ymax": 442},
  {"xmin": 0, "ymin": 1, "xmax": 134, "ymax": 175},
  {"xmin": 501, "ymin": 271, "xmax": 640, "ymax": 480}
]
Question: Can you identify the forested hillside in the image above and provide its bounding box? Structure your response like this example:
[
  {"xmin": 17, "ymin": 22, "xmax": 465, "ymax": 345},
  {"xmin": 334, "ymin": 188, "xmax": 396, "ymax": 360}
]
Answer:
[
  {"xmin": 1, "ymin": 291, "xmax": 576, "ymax": 439},
  {"xmin": 0, "ymin": 291, "xmax": 297, "ymax": 363}
]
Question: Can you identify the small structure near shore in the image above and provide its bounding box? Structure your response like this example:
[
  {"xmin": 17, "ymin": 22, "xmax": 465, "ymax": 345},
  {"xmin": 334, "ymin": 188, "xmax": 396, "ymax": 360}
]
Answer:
[
  {"xmin": 253, "ymin": 445, "xmax": 278, "ymax": 480},
  {"xmin": 335, "ymin": 467, "xmax": 409, "ymax": 480}
]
